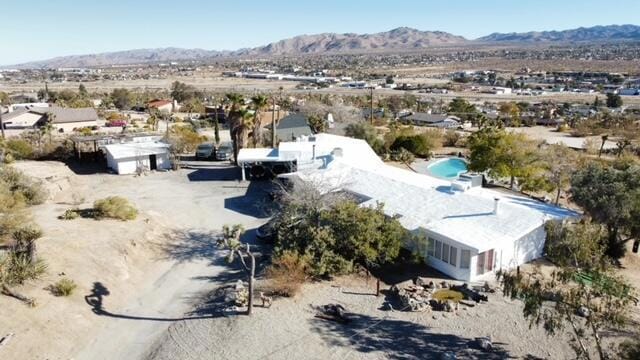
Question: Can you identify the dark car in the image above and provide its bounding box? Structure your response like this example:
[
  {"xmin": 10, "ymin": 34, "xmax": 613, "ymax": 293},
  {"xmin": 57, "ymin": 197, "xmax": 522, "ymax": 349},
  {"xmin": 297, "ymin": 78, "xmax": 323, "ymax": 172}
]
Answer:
[{"xmin": 195, "ymin": 143, "xmax": 215, "ymax": 160}]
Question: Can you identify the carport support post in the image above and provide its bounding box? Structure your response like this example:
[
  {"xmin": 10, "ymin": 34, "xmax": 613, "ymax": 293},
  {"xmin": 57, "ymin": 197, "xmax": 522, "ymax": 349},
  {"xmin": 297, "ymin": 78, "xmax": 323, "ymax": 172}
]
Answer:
[{"xmin": 241, "ymin": 163, "xmax": 246, "ymax": 181}]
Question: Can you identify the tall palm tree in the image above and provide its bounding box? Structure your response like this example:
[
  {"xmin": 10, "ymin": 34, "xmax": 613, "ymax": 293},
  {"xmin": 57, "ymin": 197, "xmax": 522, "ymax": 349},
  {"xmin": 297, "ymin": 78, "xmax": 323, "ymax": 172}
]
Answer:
[
  {"xmin": 225, "ymin": 93, "xmax": 246, "ymax": 164},
  {"xmin": 250, "ymin": 95, "xmax": 268, "ymax": 147}
]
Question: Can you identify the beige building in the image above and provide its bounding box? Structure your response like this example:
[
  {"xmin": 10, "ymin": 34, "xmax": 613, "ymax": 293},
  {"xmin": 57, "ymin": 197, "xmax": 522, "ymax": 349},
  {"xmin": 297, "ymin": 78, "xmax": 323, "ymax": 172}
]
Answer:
[{"xmin": 2, "ymin": 106, "xmax": 98, "ymax": 133}]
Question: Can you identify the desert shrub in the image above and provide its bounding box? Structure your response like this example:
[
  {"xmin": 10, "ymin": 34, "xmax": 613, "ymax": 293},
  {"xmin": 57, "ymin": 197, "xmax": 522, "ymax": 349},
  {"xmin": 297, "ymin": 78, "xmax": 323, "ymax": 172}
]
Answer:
[
  {"xmin": 38, "ymin": 140, "xmax": 74, "ymax": 161},
  {"xmin": 390, "ymin": 148, "xmax": 415, "ymax": 163},
  {"xmin": 3, "ymin": 153, "xmax": 15, "ymax": 164},
  {"xmin": 443, "ymin": 129, "xmax": 461, "ymax": 147},
  {"xmin": 265, "ymin": 251, "xmax": 310, "ymax": 297},
  {"xmin": 0, "ymin": 253, "xmax": 47, "ymax": 286},
  {"xmin": 0, "ymin": 166, "xmax": 47, "ymax": 205},
  {"xmin": 49, "ymin": 278, "xmax": 77, "ymax": 297},
  {"xmin": 59, "ymin": 209, "xmax": 80, "ymax": 220},
  {"xmin": 93, "ymin": 196, "xmax": 138, "ymax": 220},
  {"xmin": 391, "ymin": 130, "xmax": 441, "ymax": 158},
  {"xmin": 5, "ymin": 139, "xmax": 34, "ymax": 160}
]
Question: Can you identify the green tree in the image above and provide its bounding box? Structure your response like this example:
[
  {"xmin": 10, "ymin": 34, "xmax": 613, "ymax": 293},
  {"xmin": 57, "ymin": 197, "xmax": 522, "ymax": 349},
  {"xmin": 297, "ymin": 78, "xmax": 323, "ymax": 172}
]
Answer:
[
  {"xmin": 468, "ymin": 128, "xmax": 542, "ymax": 190},
  {"xmin": 170, "ymin": 81, "xmax": 197, "ymax": 106},
  {"xmin": 274, "ymin": 182, "xmax": 407, "ymax": 277},
  {"xmin": 606, "ymin": 93, "xmax": 623, "ymax": 108},
  {"xmin": 225, "ymin": 93, "xmax": 246, "ymax": 163},
  {"xmin": 110, "ymin": 88, "xmax": 133, "ymax": 110},
  {"xmin": 541, "ymin": 144, "xmax": 579, "ymax": 205},
  {"xmin": 250, "ymin": 95, "xmax": 268, "ymax": 147},
  {"xmin": 498, "ymin": 267, "xmax": 634, "ymax": 360},
  {"xmin": 544, "ymin": 220, "xmax": 607, "ymax": 269},
  {"xmin": 570, "ymin": 163, "xmax": 640, "ymax": 259},
  {"xmin": 78, "ymin": 84, "xmax": 88, "ymax": 98}
]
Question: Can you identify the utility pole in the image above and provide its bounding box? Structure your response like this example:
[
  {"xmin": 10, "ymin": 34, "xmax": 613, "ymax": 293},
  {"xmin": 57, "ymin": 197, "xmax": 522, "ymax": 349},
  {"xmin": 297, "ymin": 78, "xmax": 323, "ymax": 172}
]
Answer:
[
  {"xmin": 0, "ymin": 109, "xmax": 5, "ymax": 140},
  {"xmin": 271, "ymin": 96, "xmax": 277, "ymax": 147},
  {"xmin": 369, "ymin": 86, "xmax": 374, "ymax": 124}
]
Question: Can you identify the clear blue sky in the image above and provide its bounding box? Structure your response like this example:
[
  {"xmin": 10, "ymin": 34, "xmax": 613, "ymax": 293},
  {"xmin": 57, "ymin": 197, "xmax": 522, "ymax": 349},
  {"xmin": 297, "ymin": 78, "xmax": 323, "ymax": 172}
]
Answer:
[{"xmin": 2, "ymin": 0, "xmax": 639, "ymax": 65}]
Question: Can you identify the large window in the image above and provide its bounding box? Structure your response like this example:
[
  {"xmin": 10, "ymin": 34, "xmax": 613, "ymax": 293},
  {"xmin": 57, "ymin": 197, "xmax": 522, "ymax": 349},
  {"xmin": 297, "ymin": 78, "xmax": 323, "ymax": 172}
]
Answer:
[
  {"xmin": 427, "ymin": 238, "xmax": 435, "ymax": 257},
  {"xmin": 435, "ymin": 240, "xmax": 442, "ymax": 260},
  {"xmin": 461, "ymin": 250, "xmax": 470, "ymax": 269},
  {"xmin": 449, "ymin": 246, "xmax": 457, "ymax": 267},
  {"xmin": 442, "ymin": 243, "xmax": 450, "ymax": 263}
]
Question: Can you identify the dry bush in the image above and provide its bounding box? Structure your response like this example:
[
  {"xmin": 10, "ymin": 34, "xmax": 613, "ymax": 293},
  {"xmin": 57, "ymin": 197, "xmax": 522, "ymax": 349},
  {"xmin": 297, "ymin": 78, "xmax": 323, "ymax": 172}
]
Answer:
[
  {"xmin": 58, "ymin": 209, "xmax": 80, "ymax": 220},
  {"xmin": 49, "ymin": 278, "xmax": 77, "ymax": 297},
  {"xmin": 93, "ymin": 196, "xmax": 138, "ymax": 221},
  {"xmin": 0, "ymin": 166, "xmax": 47, "ymax": 206},
  {"xmin": 265, "ymin": 251, "xmax": 310, "ymax": 297}
]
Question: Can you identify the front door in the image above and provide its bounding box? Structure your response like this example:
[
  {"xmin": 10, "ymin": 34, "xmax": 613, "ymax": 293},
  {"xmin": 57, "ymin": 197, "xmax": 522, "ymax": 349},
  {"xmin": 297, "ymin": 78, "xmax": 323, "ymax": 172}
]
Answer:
[{"xmin": 149, "ymin": 154, "xmax": 157, "ymax": 170}]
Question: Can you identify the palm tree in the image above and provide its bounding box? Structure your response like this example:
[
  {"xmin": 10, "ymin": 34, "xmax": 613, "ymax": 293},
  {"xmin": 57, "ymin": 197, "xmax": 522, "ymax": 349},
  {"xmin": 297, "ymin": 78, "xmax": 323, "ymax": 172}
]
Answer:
[
  {"xmin": 225, "ymin": 93, "xmax": 246, "ymax": 164},
  {"xmin": 250, "ymin": 95, "xmax": 268, "ymax": 147}
]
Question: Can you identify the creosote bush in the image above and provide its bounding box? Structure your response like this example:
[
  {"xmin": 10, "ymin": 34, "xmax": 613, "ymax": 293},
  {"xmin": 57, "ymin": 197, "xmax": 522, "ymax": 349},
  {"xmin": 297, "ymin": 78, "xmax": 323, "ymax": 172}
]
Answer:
[
  {"xmin": 265, "ymin": 251, "xmax": 310, "ymax": 297},
  {"xmin": 49, "ymin": 278, "xmax": 77, "ymax": 297},
  {"xmin": 93, "ymin": 196, "xmax": 138, "ymax": 221}
]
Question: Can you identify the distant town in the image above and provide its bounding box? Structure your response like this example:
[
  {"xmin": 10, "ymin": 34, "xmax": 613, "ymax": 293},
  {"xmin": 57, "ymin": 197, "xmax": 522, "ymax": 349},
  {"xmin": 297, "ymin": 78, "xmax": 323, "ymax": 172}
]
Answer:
[{"xmin": 1, "ymin": 21, "xmax": 640, "ymax": 360}]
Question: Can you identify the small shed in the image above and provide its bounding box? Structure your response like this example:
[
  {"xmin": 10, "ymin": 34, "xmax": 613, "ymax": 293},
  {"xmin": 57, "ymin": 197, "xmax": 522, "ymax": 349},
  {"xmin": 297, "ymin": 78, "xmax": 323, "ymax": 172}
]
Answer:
[{"xmin": 104, "ymin": 142, "xmax": 171, "ymax": 175}]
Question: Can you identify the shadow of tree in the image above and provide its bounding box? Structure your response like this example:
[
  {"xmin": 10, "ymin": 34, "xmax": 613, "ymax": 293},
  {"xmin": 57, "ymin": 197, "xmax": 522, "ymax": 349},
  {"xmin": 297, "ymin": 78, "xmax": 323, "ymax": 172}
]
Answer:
[
  {"xmin": 310, "ymin": 313, "xmax": 514, "ymax": 359},
  {"xmin": 84, "ymin": 282, "xmax": 221, "ymax": 321}
]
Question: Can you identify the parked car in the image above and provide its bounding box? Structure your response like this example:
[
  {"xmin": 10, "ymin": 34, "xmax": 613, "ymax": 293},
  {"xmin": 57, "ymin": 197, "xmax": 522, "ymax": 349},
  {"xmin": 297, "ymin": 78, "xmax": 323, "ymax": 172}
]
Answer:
[
  {"xmin": 216, "ymin": 143, "xmax": 233, "ymax": 161},
  {"xmin": 195, "ymin": 143, "xmax": 215, "ymax": 160}
]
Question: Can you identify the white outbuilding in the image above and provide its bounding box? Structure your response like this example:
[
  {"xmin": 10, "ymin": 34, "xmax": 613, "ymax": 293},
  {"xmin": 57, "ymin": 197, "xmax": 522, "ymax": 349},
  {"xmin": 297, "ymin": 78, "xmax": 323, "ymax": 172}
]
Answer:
[{"xmin": 104, "ymin": 141, "xmax": 172, "ymax": 175}]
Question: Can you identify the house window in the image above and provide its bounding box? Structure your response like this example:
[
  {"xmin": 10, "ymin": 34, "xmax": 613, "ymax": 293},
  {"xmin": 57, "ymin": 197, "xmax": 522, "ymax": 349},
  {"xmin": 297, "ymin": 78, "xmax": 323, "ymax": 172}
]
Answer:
[
  {"xmin": 449, "ymin": 246, "xmax": 457, "ymax": 267},
  {"xmin": 427, "ymin": 238, "xmax": 435, "ymax": 257},
  {"xmin": 461, "ymin": 250, "xmax": 470, "ymax": 269},
  {"xmin": 435, "ymin": 240, "xmax": 442, "ymax": 260},
  {"xmin": 442, "ymin": 243, "xmax": 450, "ymax": 264}
]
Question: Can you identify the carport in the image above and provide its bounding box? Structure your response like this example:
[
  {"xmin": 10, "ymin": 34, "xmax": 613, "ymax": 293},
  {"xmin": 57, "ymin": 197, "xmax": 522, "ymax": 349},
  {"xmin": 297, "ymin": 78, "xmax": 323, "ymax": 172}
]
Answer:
[{"xmin": 236, "ymin": 148, "xmax": 296, "ymax": 181}]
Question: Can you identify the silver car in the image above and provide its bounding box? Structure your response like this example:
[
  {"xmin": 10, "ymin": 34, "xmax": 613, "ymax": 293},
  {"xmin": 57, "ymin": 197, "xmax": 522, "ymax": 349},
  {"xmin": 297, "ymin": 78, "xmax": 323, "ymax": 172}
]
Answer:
[{"xmin": 216, "ymin": 143, "xmax": 233, "ymax": 161}]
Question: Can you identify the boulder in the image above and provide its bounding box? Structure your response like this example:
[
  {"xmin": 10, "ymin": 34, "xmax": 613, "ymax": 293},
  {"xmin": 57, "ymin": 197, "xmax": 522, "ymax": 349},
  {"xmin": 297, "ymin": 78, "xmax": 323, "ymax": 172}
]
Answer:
[{"xmin": 476, "ymin": 336, "xmax": 492, "ymax": 352}]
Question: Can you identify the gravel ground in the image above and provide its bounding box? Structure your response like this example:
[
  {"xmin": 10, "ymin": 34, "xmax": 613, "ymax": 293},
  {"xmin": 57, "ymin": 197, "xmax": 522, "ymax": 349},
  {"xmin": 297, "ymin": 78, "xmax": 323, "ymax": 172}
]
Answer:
[{"xmin": 147, "ymin": 276, "xmax": 577, "ymax": 360}]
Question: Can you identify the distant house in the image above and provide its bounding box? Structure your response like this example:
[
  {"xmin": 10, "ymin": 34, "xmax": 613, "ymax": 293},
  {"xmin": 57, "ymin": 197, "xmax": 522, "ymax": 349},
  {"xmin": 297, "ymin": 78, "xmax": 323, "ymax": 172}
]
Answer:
[
  {"xmin": 2, "ymin": 106, "xmax": 98, "ymax": 133},
  {"xmin": 266, "ymin": 113, "xmax": 313, "ymax": 142},
  {"xmin": 148, "ymin": 99, "xmax": 175, "ymax": 113},
  {"xmin": 619, "ymin": 88, "xmax": 640, "ymax": 96},
  {"xmin": 401, "ymin": 113, "xmax": 462, "ymax": 129},
  {"xmin": 104, "ymin": 141, "xmax": 171, "ymax": 175}
]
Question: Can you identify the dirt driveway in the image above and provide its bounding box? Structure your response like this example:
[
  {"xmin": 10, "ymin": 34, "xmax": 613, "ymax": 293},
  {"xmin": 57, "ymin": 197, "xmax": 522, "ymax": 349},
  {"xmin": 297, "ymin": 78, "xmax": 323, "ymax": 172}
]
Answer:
[{"xmin": 1, "ymin": 161, "xmax": 274, "ymax": 360}]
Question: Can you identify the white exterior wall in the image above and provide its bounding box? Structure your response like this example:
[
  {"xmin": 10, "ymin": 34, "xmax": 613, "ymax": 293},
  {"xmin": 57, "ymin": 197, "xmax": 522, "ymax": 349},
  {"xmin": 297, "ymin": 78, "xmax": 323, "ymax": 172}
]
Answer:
[
  {"xmin": 54, "ymin": 120, "xmax": 98, "ymax": 133},
  {"xmin": 409, "ymin": 224, "xmax": 547, "ymax": 282},
  {"xmin": 107, "ymin": 152, "xmax": 171, "ymax": 175}
]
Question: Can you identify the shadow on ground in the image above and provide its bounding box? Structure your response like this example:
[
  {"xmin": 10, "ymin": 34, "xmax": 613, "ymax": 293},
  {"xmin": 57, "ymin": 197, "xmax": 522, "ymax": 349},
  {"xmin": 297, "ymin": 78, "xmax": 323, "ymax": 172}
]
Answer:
[
  {"xmin": 310, "ymin": 313, "xmax": 513, "ymax": 359},
  {"xmin": 84, "ymin": 282, "xmax": 222, "ymax": 321},
  {"xmin": 372, "ymin": 251, "xmax": 454, "ymax": 286}
]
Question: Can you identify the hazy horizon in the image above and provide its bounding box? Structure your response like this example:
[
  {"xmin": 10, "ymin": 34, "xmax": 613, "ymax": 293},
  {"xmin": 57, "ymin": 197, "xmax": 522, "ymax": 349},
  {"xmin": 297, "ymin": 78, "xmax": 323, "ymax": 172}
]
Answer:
[{"xmin": 2, "ymin": 0, "xmax": 640, "ymax": 65}]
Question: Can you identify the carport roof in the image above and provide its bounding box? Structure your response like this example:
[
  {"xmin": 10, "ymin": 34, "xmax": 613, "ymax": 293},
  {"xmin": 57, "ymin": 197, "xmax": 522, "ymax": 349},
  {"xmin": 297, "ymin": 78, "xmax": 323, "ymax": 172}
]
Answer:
[{"xmin": 237, "ymin": 148, "xmax": 279, "ymax": 163}]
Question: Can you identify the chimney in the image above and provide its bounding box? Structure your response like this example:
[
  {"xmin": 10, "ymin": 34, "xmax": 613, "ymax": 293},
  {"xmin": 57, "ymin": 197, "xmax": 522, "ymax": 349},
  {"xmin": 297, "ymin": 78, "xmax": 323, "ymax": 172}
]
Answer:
[{"xmin": 493, "ymin": 198, "xmax": 500, "ymax": 215}]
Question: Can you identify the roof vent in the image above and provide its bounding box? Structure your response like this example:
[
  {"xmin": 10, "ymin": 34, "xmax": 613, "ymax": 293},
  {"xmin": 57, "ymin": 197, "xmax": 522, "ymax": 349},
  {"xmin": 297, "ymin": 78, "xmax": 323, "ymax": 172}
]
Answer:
[
  {"xmin": 331, "ymin": 147, "xmax": 343, "ymax": 157},
  {"xmin": 493, "ymin": 198, "xmax": 500, "ymax": 215}
]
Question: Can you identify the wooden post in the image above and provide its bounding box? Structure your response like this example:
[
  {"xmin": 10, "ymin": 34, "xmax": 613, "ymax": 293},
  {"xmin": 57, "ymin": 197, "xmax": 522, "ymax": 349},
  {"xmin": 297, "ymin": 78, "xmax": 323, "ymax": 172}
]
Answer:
[
  {"xmin": 246, "ymin": 243, "xmax": 255, "ymax": 316},
  {"xmin": 376, "ymin": 279, "xmax": 381, "ymax": 297}
]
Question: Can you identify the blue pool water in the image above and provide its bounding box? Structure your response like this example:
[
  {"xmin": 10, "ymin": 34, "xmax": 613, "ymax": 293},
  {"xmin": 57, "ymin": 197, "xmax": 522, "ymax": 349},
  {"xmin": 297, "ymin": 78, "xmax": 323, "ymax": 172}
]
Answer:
[{"xmin": 427, "ymin": 158, "xmax": 468, "ymax": 179}]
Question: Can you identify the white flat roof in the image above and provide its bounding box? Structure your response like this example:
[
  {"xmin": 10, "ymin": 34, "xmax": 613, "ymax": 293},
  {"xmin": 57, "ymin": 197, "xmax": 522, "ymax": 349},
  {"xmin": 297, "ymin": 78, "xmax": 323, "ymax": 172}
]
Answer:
[
  {"xmin": 104, "ymin": 142, "xmax": 170, "ymax": 160},
  {"xmin": 279, "ymin": 134, "xmax": 576, "ymax": 252}
]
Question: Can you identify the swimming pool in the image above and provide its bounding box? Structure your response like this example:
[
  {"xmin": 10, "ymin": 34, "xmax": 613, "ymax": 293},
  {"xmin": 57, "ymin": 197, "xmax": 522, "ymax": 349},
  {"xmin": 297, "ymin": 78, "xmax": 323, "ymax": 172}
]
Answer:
[{"xmin": 427, "ymin": 158, "xmax": 468, "ymax": 179}]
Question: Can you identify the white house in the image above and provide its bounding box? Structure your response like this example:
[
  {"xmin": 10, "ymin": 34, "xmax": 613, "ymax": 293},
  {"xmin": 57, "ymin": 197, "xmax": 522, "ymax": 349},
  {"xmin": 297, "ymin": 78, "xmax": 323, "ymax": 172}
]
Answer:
[
  {"xmin": 238, "ymin": 134, "xmax": 575, "ymax": 282},
  {"xmin": 104, "ymin": 141, "xmax": 171, "ymax": 175}
]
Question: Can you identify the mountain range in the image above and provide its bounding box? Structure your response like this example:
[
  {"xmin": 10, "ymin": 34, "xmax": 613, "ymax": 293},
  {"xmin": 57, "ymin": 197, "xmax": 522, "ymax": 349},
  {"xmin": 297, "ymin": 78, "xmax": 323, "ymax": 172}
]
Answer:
[{"xmin": 8, "ymin": 24, "xmax": 640, "ymax": 69}]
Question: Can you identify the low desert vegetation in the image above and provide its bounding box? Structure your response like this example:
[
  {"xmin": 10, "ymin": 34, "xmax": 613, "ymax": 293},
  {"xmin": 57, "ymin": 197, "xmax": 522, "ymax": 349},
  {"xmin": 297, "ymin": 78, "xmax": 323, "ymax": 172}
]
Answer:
[
  {"xmin": 93, "ymin": 196, "xmax": 138, "ymax": 221},
  {"xmin": 49, "ymin": 278, "xmax": 77, "ymax": 297},
  {"xmin": 264, "ymin": 251, "xmax": 310, "ymax": 297}
]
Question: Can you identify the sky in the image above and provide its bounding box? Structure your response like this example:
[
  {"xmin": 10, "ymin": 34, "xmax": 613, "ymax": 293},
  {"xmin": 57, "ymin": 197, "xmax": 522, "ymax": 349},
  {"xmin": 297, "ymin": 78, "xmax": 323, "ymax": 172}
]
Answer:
[{"xmin": 2, "ymin": 0, "xmax": 640, "ymax": 65}]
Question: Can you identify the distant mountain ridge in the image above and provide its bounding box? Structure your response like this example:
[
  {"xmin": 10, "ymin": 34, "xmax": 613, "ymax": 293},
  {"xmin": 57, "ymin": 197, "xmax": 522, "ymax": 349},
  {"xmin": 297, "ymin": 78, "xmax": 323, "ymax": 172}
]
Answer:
[
  {"xmin": 478, "ymin": 24, "xmax": 640, "ymax": 43},
  {"xmin": 241, "ymin": 27, "xmax": 467, "ymax": 55},
  {"xmin": 7, "ymin": 24, "xmax": 640, "ymax": 68}
]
